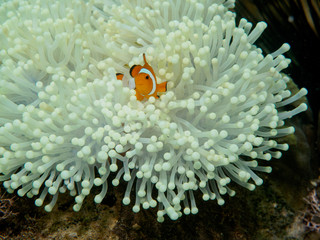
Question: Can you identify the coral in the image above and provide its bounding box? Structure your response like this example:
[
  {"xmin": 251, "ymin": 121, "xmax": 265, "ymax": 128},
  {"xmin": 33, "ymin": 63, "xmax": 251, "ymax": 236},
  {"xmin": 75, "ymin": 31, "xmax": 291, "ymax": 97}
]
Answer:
[
  {"xmin": 0, "ymin": 189, "xmax": 16, "ymax": 220},
  {"xmin": 0, "ymin": 0, "xmax": 308, "ymax": 221},
  {"xmin": 302, "ymin": 182, "xmax": 320, "ymax": 232}
]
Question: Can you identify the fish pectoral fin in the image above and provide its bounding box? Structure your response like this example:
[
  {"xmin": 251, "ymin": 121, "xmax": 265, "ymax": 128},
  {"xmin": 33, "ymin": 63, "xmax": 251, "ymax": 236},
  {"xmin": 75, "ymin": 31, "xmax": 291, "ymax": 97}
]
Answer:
[
  {"xmin": 135, "ymin": 91, "xmax": 144, "ymax": 101},
  {"xmin": 157, "ymin": 81, "xmax": 167, "ymax": 92},
  {"xmin": 116, "ymin": 73, "xmax": 124, "ymax": 80},
  {"xmin": 130, "ymin": 65, "xmax": 142, "ymax": 77}
]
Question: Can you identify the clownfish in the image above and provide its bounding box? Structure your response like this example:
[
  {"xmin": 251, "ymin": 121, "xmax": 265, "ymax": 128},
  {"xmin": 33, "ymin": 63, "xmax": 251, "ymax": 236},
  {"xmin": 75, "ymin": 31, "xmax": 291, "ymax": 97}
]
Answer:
[{"xmin": 116, "ymin": 54, "xmax": 167, "ymax": 101}]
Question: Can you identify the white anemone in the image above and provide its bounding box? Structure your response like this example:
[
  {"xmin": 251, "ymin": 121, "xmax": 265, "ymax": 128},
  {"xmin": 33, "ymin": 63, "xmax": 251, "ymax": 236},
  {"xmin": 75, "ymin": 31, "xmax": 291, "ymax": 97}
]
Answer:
[{"xmin": 0, "ymin": 0, "xmax": 307, "ymax": 221}]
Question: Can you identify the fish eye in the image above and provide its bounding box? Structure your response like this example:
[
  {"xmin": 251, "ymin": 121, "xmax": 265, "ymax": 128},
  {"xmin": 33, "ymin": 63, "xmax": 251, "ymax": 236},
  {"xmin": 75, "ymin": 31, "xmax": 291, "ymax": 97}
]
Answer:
[{"xmin": 146, "ymin": 75, "xmax": 149, "ymax": 79}]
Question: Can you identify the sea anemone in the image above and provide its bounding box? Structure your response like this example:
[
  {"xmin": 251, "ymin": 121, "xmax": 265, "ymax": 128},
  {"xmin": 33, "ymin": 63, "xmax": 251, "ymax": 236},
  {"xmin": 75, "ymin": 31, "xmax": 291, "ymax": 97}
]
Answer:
[{"xmin": 0, "ymin": 0, "xmax": 308, "ymax": 221}]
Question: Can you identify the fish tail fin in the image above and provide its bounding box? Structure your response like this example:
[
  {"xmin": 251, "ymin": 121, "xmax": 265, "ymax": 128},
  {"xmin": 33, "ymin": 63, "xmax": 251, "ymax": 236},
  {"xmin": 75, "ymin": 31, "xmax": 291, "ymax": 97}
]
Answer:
[
  {"xmin": 157, "ymin": 81, "xmax": 167, "ymax": 92},
  {"xmin": 116, "ymin": 73, "xmax": 124, "ymax": 80}
]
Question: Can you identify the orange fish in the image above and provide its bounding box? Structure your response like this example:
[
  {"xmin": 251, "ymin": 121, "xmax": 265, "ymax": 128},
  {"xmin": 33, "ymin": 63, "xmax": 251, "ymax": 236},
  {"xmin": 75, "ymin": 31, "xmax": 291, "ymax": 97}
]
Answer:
[{"xmin": 116, "ymin": 54, "xmax": 167, "ymax": 101}]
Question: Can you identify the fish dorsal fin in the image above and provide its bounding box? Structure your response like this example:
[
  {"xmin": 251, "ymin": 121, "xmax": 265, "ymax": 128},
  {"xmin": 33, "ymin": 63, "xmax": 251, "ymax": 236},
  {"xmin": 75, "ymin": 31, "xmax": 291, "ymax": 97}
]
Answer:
[
  {"xmin": 143, "ymin": 53, "xmax": 149, "ymax": 66},
  {"xmin": 142, "ymin": 53, "xmax": 157, "ymax": 80},
  {"xmin": 130, "ymin": 65, "xmax": 142, "ymax": 77}
]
